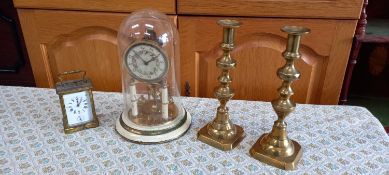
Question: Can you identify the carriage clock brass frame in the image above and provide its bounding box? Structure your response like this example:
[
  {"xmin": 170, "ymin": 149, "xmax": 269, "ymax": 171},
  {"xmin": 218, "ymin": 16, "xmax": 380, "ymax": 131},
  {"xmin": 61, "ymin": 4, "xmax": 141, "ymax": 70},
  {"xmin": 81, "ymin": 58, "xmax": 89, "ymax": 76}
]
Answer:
[
  {"xmin": 56, "ymin": 70, "xmax": 99, "ymax": 134},
  {"xmin": 249, "ymin": 26, "xmax": 310, "ymax": 170},
  {"xmin": 197, "ymin": 19, "xmax": 245, "ymax": 151}
]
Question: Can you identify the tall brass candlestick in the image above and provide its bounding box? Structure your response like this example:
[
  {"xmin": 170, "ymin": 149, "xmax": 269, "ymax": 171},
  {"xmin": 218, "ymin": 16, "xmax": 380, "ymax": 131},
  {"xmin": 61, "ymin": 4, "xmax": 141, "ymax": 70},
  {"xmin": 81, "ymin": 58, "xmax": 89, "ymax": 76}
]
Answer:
[
  {"xmin": 197, "ymin": 19, "xmax": 245, "ymax": 151},
  {"xmin": 249, "ymin": 26, "xmax": 310, "ymax": 170}
]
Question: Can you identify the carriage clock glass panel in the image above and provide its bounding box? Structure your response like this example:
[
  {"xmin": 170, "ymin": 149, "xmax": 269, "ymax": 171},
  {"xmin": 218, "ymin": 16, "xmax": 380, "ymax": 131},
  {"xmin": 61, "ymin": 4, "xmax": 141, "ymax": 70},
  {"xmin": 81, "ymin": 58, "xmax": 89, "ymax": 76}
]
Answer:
[
  {"xmin": 115, "ymin": 9, "xmax": 191, "ymax": 143},
  {"xmin": 63, "ymin": 91, "xmax": 93, "ymax": 126}
]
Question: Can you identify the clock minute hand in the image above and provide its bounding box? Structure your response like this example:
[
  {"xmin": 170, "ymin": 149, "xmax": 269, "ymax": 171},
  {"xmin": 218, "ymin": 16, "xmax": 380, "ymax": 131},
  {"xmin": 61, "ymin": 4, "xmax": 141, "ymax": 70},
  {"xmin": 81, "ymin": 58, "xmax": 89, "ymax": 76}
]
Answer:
[{"xmin": 145, "ymin": 54, "xmax": 159, "ymax": 64}]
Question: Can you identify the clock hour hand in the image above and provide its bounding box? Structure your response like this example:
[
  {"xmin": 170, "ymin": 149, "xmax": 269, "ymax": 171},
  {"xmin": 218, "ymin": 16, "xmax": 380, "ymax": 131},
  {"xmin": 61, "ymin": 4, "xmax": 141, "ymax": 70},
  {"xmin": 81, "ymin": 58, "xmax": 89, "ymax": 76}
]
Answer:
[
  {"xmin": 77, "ymin": 97, "xmax": 82, "ymax": 107},
  {"xmin": 134, "ymin": 51, "xmax": 148, "ymax": 65}
]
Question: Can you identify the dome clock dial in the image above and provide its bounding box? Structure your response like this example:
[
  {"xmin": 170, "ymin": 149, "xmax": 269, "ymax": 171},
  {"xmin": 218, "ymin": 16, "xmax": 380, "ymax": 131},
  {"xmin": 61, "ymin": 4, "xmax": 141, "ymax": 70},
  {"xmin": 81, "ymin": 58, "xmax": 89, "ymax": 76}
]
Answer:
[{"xmin": 124, "ymin": 42, "xmax": 168, "ymax": 82}]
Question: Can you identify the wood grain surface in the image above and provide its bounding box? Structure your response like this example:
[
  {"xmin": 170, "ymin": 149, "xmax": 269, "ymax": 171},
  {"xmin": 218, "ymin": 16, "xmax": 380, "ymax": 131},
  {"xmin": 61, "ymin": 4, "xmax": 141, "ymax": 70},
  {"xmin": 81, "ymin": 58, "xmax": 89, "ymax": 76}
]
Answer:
[
  {"xmin": 178, "ymin": 0, "xmax": 363, "ymax": 19},
  {"xmin": 14, "ymin": 0, "xmax": 175, "ymax": 14}
]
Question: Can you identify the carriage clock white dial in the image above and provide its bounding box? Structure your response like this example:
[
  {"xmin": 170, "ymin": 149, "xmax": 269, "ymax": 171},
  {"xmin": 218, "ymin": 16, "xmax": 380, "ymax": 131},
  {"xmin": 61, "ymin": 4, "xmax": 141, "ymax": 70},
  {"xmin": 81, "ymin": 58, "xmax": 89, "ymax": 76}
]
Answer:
[
  {"xmin": 63, "ymin": 91, "xmax": 93, "ymax": 127},
  {"xmin": 124, "ymin": 42, "xmax": 169, "ymax": 82}
]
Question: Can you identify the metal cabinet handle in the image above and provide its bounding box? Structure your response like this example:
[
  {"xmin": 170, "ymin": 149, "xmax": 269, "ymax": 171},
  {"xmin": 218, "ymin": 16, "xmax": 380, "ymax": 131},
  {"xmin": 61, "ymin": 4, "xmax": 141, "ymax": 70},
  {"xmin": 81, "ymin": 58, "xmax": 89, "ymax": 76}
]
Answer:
[{"xmin": 184, "ymin": 81, "xmax": 191, "ymax": 96}]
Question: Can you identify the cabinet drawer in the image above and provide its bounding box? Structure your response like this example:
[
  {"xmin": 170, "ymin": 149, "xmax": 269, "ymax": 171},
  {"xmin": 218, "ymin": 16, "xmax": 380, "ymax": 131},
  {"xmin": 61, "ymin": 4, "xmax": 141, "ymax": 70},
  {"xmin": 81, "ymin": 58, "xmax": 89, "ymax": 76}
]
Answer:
[
  {"xmin": 179, "ymin": 16, "xmax": 357, "ymax": 104},
  {"xmin": 13, "ymin": 0, "xmax": 175, "ymax": 14},
  {"xmin": 178, "ymin": 0, "xmax": 363, "ymax": 19}
]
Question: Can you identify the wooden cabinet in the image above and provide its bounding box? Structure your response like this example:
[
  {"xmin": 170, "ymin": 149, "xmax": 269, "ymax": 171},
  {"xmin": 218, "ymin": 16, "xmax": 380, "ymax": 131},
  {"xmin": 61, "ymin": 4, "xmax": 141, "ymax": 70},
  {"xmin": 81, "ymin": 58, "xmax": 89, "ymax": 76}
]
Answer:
[
  {"xmin": 14, "ymin": 0, "xmax": 176, "ymax": 92},
  {"xmin": 17, "ymin": 9, "xmax": 176, "ymax": 92},
  {"xmin": 177, "ymin": 0, "xmax": 363, "ymax": 104},
  {"xmin": 14, "ymin": 0, "xmax": 363, "ymax": 104},
  {"xmin": 179, "ymin": 17, "xmax": 357, "ymax": 104}
]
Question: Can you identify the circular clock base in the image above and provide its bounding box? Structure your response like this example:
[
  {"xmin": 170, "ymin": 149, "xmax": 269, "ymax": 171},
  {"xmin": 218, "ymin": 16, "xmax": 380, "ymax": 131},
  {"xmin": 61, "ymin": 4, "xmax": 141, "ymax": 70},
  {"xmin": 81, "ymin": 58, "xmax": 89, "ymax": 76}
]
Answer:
[{"xmin": 115, "ymin": 110, "xmax": 192, "ymax": 143}]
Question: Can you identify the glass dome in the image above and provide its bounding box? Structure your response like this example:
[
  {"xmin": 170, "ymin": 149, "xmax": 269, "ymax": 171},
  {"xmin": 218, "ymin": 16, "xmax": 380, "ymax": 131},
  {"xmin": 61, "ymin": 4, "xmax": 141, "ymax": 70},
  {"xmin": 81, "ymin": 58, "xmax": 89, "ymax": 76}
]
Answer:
[{"xmin": 115, "ymin": 9, "xmax": 191, "ymax": 143}]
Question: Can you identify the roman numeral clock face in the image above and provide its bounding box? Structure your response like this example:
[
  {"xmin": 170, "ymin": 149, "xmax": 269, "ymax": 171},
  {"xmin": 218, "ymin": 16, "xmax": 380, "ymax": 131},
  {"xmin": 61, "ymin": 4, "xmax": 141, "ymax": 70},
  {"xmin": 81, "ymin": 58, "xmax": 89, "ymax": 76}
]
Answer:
[
  {"xmin": 124, "ymin": 42, "xmax": 168, "ymax": 82},
  {"xmin": 63, "ymin": 91, "xmax": 93, "ymax": 126}
]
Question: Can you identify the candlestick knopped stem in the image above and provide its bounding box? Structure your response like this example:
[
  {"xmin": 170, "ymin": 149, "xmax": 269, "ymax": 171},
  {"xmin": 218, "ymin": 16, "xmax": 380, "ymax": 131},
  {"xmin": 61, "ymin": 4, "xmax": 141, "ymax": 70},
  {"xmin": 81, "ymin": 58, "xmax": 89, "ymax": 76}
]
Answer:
[
  {"xmin": 197, "ymin": 19, "xmax": 245, "ymax": 151},
  {"xmin": 250, "ymin": 26, "xmax": 310, "ymax": 170}
]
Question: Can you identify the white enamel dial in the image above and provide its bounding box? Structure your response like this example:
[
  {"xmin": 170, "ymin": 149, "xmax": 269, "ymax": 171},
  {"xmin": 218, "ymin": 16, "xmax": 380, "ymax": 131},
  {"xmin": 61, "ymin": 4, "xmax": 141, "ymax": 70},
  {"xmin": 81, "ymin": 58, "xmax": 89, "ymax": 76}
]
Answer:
[
  {"xmin": 124, "ymin": 42, "xmax": 168, "ymax": 82},
  {"xmin": 63, "ymin": 91, "xmax": 93, "ymax": 126}
]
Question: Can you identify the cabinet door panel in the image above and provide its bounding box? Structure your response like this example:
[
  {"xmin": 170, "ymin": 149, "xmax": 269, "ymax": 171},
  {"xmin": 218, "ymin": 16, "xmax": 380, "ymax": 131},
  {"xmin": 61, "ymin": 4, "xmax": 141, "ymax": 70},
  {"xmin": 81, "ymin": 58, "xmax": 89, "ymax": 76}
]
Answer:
[
  {"xmin": 46, "ymin": 27, "xmax": 120, "ymax": 91},
  {"xmin": 179, "ymin": 16, "xmax": 357, "ymax": 104},
  {"xmin": 18, "ymin": 9, "xmax": 176, "ymax": 92}
]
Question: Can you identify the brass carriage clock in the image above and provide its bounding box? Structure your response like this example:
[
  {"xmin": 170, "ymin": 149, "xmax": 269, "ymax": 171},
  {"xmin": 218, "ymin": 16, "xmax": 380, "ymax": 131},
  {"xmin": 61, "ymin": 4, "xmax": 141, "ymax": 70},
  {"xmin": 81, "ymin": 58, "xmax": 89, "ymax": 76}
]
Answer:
[
  {"xmin": 55, "ymin": 70, "xmax": 99, "ymax": 134},
  {"xmin": 115, "ymin": 9, "xmax": 191, "ymax": 143}
]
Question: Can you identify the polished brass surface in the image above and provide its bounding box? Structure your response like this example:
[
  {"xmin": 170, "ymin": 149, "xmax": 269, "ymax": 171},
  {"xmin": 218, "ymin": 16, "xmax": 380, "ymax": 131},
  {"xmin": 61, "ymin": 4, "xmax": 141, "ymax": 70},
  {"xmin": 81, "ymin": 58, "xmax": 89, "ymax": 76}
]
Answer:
[
  {"xmin": 198, "ymin": 124, "xmax": 244, "ymax": 151},
  {"xmin": 128, "ymin": 80, "xmax": 179, "ymax": 126},
  {"xmin": 129, "ymin": 100, "xmax": 178, "ymax": 126},
  {"xmin": 250, "ymin": 134, "xmax": 302, "ymax": 170},
  {"xmin": 56, "ymin": 70, "xmax": 99, "ymax": 134},
  {"xmin": 249, "ymin": 26, "xmax": 310, "ymax": 170},
  {"xmin": 197, "ymin": 19, "xmax": 245, "ymax": 151}
]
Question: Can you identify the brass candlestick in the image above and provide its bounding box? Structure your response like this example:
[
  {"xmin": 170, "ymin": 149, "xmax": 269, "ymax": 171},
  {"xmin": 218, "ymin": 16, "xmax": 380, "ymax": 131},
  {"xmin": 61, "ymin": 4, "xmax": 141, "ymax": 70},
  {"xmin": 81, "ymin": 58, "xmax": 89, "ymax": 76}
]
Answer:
[
  {"xmin": 197, "ymin": 19, "xmax": 245, "ymax": 151},
  {"xmin": 249, "ymin": 26, "xmax": 310, "ymax": 170}
]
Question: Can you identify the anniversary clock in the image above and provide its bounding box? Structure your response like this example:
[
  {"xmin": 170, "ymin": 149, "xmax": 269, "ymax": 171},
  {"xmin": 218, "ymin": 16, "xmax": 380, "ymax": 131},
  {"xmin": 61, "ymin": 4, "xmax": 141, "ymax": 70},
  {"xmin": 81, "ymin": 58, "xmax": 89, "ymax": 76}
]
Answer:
[{"xmin": 116, "ymin": 9, "xmax": 191, "ymax": 143}]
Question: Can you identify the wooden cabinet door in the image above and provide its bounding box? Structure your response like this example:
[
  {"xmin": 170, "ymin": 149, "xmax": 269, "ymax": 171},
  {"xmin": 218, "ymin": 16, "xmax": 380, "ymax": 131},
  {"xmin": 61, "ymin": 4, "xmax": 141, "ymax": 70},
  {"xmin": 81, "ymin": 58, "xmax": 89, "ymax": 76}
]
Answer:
[
  {"xmin": 179, "ymin": 16, "xmax": 357, "ymax": 104},
  {"xmin": 18, "ymin": 9, "xmax": 176, "ymax": 92}
]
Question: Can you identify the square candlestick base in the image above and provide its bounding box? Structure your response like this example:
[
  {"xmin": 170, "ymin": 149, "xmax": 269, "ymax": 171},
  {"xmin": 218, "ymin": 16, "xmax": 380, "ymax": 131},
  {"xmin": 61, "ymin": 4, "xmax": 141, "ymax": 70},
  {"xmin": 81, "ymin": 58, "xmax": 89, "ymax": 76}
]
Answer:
[
  {"xmin": 249, "ymin": 134, "xmax": 302, "ymax": 170},
  {"xmin": 197, "ymin": 124, "xmax": 245, "ymax": 151}
]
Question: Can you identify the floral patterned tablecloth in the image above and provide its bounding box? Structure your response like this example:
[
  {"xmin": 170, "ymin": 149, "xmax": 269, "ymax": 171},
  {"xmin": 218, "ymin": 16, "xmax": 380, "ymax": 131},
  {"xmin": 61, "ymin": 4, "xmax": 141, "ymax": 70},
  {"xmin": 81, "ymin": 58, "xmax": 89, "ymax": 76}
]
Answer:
[{"xmin": 0, "ymin": 86, "xmax": 388, "ymax": 175}]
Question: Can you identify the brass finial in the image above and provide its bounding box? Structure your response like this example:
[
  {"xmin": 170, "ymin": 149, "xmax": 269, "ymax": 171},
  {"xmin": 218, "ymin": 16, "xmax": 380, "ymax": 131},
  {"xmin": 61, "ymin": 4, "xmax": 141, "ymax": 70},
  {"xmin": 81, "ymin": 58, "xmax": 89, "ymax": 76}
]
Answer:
[
  {"xmin": 249, "ymin": 26, "xmax": 310, "ymax": 170},
  {"xmin": 197, "ymin": 19, "xmax": 245, "ymax": 151}
]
